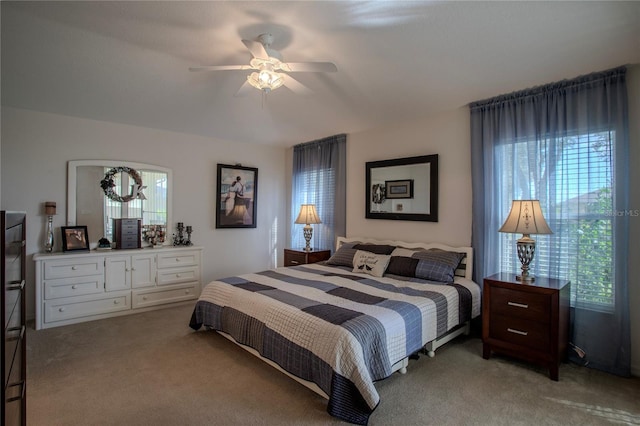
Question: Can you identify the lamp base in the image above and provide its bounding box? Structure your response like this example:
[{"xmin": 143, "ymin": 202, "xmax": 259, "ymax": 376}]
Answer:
[
  {"xmin": 515, "ymin": 234, "xmax": 536, "ymax": 283},
  {"xmin": 303, "ymin": 225, "xmax": 313, "ymax": 252},
  {"xmin": 515, "ymin": 274, "xmax": 535, "ymax": 283}
]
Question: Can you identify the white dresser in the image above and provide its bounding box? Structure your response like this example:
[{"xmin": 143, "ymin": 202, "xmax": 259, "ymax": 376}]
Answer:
[{"xmin": 34, "ymin": 246, "xmax": 202, "ymax": 330}]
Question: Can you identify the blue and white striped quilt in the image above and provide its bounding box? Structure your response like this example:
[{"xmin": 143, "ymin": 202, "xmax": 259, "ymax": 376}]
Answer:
[{"xmin": 190, "ymin": 262, "xmax": 481, "ymax": 424}]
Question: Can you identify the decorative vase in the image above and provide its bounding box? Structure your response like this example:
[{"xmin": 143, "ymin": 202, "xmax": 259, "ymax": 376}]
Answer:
[{"xmin": 44, "ymin": 215, "xmax": 54, "ymax": 253}]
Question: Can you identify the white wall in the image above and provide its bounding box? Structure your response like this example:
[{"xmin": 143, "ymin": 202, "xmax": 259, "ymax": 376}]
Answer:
[
  {"xmin": 1, "ymin": 107, "xmax": 287, "ymax": 321},
  {"xmin": 346, "ymin": 107, "xmax": 472, "ymax": 247}
]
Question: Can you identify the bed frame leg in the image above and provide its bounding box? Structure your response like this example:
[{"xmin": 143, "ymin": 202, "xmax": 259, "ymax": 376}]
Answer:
[{"xmin": 423, "ymin": 321, "xmax": 471, "ymax": 358}]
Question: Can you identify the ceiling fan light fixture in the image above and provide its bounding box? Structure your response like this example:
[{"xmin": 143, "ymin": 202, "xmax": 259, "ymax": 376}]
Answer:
[{"xmin": 247, "ymin": 70, "xmax": 284, "ymax": 92}]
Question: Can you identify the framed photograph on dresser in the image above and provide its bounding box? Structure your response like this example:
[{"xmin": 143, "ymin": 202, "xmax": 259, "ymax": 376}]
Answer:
[{"xmin": 61, "ymin": 226, "xmax": 90, "ymax": 252}]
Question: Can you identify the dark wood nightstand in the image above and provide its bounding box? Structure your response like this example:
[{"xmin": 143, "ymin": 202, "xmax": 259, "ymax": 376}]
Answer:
[
  {"xmin": 482, "ymin": 272, "xmax": 570, "ymax": 381},
  {"xmin": 284, "ymin": 248, "xmax": 331, "ymax": 266}
]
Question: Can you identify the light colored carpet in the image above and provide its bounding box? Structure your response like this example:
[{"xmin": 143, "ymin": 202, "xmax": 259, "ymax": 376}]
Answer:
[{"xmin": 27, "ymin": 304, "xmax": 640, "ymax": 425}]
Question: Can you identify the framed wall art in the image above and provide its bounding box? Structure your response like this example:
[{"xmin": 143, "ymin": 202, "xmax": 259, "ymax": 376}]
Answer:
[
  {"xmin": 216, "ymin": 164, "xmax": 258, "ymax": 229},
  {"xmin": 61, "ymin": 226, "xmax": 90, "ymax": 252}
]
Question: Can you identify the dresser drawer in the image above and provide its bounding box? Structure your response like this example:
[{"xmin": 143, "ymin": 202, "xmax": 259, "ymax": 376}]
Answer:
[
  {"xmin": 6, "ymin": 330, "xmax": 23, "ymax": 386},
  {"xmin": 4, "ymin": 381, "xmax": 24, "ymax": 425},
  {"xmin": 4, "ymin": 280, "xmax": 23, "ymax": 329},
  {"xmin": 490, "ymin": 313, "xmax": 549, "ymax": 350},
  {"xmin": 4, "ymin": 325, "xmax": 24, "ymax": 384},
  {"xmin": 132, "ymin": 283, "xmax": 198, "ymax": 309},
  {"xmin": 44, "ymin": 294, "xmax": 130, "ymax": 323},
  {"xmin": 157, "ymin": 250, "xmax": 199, "ymax": 269},
  {"xmin": 44, "ymin": 258, "xmax": 104, "ymax": 279},
  {"xmin": 490, "ymin": 286, "xmax": 550, "ymax": 323},
  {"xmin": 44, "ymin": 275, "xmax": 103, "ymax": 299},
  {"xmin": 157, "ymin": 266, "xmax": 199, "ymax": 286}
]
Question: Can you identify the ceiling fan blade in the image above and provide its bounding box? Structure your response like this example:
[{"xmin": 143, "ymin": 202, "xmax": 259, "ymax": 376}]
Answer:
[
  {"xmin": 242, "ymin": 39, "xmax": 269, "ymax": 59},
  {"xmin": 189, "ymin": 65, "xmax": 252, "ymax": 72},
  {"xmin": 283, "ymin": 75, "xmax": 313, "ymax": 95},
  {"xmin": 234, "ymin": 80, "xmax": 254, "ymax": 97},
  {"xmin": 280, "ymin": 62, "xmax": 338, "ymax": 73}
]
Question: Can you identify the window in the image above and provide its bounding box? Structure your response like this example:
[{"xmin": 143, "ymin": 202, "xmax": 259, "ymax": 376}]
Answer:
[
  {"xmin": 291, "ymin": 134, "xmax": 346, "ymax": 251},
  {"xmin": 496, "ymin": 131, "xmax": 615, "ymax": 309},
  {"xmin": 292, "ymin": 167, "xmax": 335, "ymax": 249}
]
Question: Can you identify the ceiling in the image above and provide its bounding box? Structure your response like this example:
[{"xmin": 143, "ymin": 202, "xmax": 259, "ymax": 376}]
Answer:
[{"xmin": 2, "ymin": 1, "xmax": 639, "ymax": 147}]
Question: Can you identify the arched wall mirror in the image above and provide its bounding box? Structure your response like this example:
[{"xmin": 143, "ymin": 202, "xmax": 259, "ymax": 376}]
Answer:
[
  {"xmin": 365, "ymin": 154, "xmax": 438, "ymax": 222},
  {"xmin": 67, "ymin": 160, "xmax": 172, "ymax": 247}
]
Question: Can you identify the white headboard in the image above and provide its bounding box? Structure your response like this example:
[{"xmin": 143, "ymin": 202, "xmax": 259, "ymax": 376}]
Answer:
[{"xmin": 336, "ymin": 236, "xmax": 474, "ymax": 281}]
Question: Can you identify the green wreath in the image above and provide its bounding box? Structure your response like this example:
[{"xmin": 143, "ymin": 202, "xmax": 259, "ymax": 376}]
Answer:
[{"xmin": 100, "ymin": 166, "xmax": 144, "ymax": 203}]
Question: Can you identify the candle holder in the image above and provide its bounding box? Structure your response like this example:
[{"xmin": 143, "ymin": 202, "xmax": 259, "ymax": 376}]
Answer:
[
  {"xmin": 185, "ymin": 226, "xmax": 193, "ymax": 246},
  {"xmin": 173, "ymin": 222, "xmax": 193, "ymax": 246},
  {"xmin": 173, "ymin": 222, "xmax": 184, "ymax": 246}
]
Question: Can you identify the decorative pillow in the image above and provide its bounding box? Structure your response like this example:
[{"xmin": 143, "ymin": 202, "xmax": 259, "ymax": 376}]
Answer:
[
  {"xmin": 352, "ymin": 250, "xmax": 391, "ymax": 278},
  {"xmin": 390, "ymin": 247, "xmax": 420, "ymax": 257},
  {"xmin": 326, "ymin": 242, "xmax": 359, "ymax": 267},
  {"xmin": 386, "ymin": 255, "xmax": 419, "ymax": 277},
  {"xmin": 411, "ymin": 250, "xmax": 465, "ymax": 283},
  {"xmin": 352, "ymin": 244, "xmax": 396, "ymax": 255}
]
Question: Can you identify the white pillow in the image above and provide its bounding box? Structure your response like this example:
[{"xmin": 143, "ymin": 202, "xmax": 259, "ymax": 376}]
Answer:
[
  {"xmin": 390, "ymin": 247, "xmax": 418, "ymax": 257},
  {"xmin": 352, "ymin": 250, "xmax": 391, "ymax": 277}
]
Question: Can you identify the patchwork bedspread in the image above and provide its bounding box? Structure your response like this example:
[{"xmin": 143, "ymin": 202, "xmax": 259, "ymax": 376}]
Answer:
[{"xmin": 189, "ymin": 263, "xmax": 481, "ymax": 424}]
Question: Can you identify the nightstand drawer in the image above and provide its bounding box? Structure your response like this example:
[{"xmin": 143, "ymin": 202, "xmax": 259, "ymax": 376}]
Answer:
[
  {"xmin": 490, "ymin": 314, "xmax": 549, "ymax": 350},
  {"xmin": 490, "ymin": 287, "xmax": 550, "ymax": 322},
  {"xmin": 285, "ymin": 251, "xmax": 308, "ymax": 266},
  {"xmin": 284, "ymin": 249, "xmax": 331, "ymax": 266}
]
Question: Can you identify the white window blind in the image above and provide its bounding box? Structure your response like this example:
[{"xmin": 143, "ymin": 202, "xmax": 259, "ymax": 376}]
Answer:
[
  {"xmin": 496, "ymin": 131, "xmax": 615, "ymax": 310},
  {"xmin": 292, "ymin": 167, "xmax": 335, "ymax": 249}
]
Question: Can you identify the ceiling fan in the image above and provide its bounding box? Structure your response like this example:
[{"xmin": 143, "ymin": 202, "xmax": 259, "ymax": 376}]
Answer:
[{"xmin": 189, "ymin": 33, "xmax": 337, "ymax": 96}]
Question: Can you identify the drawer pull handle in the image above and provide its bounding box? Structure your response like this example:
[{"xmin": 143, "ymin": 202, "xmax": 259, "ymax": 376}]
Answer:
[
  {"xmin": 507, "ymin": 301, "xmax": 529, "ymax": 309},
  {"xmin": 185, "ymin": 289, "xmax": 190, "ymax": 294},
  {"xmin": 71, "ymin": 266, "xmax": 77, "ymax": 270},
  {"xmin": 7, "ymin": 280, "xmax": 25, "ymax": 291},
  {"xmin": 175, "ymin": 258, "xmax": 180, "ymax": 262},
  {"xmin": 290, "ymin": 260, "xmax": 299, "ymax": 265},
  {"xmin": 72, "ymin": 285, "xmax": 77, "ymax": 290},
  {"xmin": 507, "ymin": 328, "xmax": 528, "ymax": 336},
  {"xmin": 176, "ymin": 274, "xmax": 181, "ymax": 278},
  {"xmin": 59, "ymin": 307, "xmax": 65, "ymax": 312},
  {"xmin": 114, "ymin": 300, "xmax": 119, "ymax": 305},
  {"xmin": 143, "ymin": 296, "xmax": 148, "ymax": 301}
]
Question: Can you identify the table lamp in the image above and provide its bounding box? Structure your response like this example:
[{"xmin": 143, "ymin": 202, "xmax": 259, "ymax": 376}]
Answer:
[
  {"xmin": 295, "ymin": 204, "xmax": 322, "ymax": 252},
  {"xmin": 499, "ymin": 200, "xmax": 552, "ymax": 282}
]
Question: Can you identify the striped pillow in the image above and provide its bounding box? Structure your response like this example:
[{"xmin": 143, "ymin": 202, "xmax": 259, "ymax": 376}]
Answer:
[
  {"xmin": 327, "ymin": 242, "xmax": 397, "ymax": 267},
  {"xmin": 386, "ymin": 249, "xmax": 465, "ymax": 283}
]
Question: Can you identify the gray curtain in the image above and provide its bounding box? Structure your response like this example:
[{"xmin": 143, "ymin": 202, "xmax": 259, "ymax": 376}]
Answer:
[
  {"xmin": 470, "ymin": 67, "xmax": 630, "ymax": 376},
  {"xmin": 291, "ymin": 134, "xmax": 346, "ymax": 252}
]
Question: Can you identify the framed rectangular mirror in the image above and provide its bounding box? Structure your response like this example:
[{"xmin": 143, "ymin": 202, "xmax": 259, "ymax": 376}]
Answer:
[
  {"xmin": 365, "ymin": 154, "xmax": 438, "ymax": 222},
  {"xmin": 68, "ymin": 160, "xmax": 172, "ymax": 247}
]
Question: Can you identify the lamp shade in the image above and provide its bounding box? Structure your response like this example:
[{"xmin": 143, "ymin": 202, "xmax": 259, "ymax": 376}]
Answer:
[
  {"xmin": 295, "ymin": 204, "xmax": 322, "ymax": 225},
  {"xmin": 499, "ymin": 200, "xmax": 552, "ymax": 235}
]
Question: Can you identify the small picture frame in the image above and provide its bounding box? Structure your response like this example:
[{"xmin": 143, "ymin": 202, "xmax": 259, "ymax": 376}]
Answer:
[
  {"xmin": 385, "ymin": 179, "xmax": 414, "ymax": 199},
  {"xmin": 61, "ymin": 226, "xmax": 90, "ymax": 252}
]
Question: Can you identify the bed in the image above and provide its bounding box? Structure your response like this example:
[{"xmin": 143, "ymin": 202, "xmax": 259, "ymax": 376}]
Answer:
[{"xmin": 189, "ymin": 237, "xmax": 481, "ymax": 424}]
